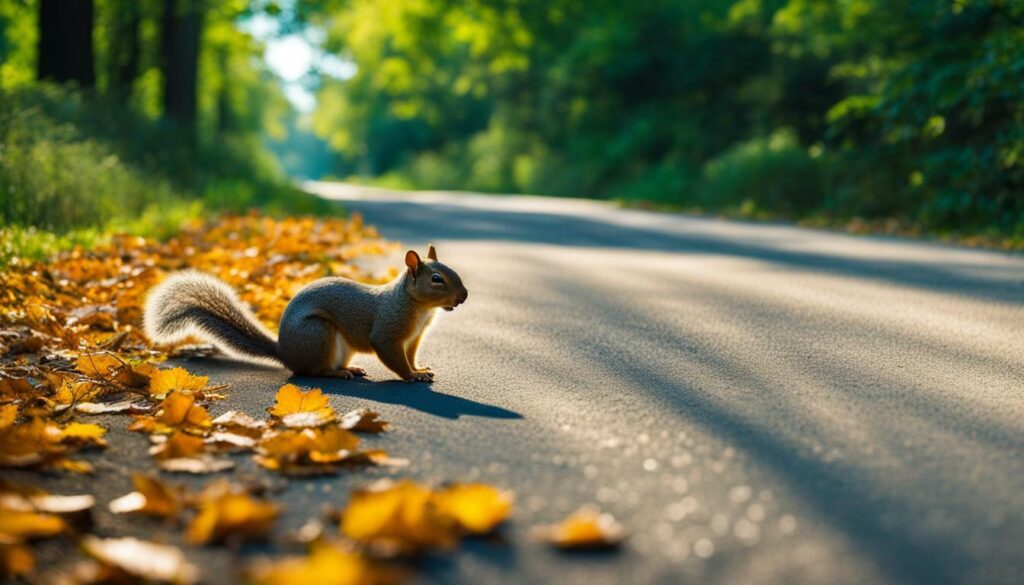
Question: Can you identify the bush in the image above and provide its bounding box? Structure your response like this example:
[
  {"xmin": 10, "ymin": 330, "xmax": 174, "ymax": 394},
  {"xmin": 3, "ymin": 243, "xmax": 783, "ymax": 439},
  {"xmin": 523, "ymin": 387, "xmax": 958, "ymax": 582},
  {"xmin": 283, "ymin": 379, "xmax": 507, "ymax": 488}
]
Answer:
[
  {"xmin": 0, "ymin": 85, "xmax": 328, "ymax": 250},
  {"xmin": 698, "ymin": 130, "xmax": 827, "ymax": 217}
]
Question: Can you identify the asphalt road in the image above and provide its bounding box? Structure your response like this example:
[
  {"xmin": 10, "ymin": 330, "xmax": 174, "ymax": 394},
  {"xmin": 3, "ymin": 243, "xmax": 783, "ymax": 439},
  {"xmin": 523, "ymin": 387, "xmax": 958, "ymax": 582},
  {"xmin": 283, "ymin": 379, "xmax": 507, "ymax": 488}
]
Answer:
[{"xmin": 24, "ymin": 183, "xmax": 1024, "ymax": 584}]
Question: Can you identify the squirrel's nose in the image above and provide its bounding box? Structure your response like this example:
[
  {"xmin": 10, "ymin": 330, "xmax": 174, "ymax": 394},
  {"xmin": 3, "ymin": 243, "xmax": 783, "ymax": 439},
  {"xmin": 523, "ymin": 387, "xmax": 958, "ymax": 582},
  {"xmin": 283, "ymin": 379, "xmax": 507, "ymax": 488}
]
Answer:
[{"xmin": 456, "ymin": 290, "xmax": 468, "ymax": 305}]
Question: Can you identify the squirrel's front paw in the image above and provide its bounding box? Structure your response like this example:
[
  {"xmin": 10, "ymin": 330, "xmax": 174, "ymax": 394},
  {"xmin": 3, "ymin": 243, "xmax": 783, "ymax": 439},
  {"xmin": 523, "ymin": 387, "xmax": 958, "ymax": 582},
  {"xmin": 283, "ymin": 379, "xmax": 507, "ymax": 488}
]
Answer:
[{"xmin": 406, "ymin": 371, "xmax": 434, "ymax": 383}]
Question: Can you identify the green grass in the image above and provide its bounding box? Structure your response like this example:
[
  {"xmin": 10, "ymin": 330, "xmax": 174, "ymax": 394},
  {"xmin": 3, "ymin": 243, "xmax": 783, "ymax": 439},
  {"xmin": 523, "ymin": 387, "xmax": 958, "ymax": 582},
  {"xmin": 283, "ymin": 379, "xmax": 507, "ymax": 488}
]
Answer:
[{"xmin": 0, "ymin": 84, "xmax": 335, "ymax": 266}]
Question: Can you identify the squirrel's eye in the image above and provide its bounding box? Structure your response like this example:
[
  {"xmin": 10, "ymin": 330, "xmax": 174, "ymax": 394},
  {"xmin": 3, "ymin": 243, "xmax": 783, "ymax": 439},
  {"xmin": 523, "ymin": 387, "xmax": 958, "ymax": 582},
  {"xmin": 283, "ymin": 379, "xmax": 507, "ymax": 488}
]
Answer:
[{"xmin": 431, "ymin": 273, "xmax": 444, "ymax": 284}]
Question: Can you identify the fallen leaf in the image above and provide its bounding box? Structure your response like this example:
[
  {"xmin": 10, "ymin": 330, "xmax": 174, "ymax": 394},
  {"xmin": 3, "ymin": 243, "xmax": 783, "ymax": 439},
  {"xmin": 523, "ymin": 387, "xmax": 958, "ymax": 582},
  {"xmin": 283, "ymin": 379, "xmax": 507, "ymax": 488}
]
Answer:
[
  {"xmin": 59, "ymin": 422, "xmax": 108, "ymax": 448},
  {"xmin": 149, "ymin": 432, "xmax": 206, "ymax": 460},
  {"xmin": 149, "ymin": 367, "xmax": 209, "ymax": 400},
  {"xmin": 75, "ymin": 398, "xmax": 144, "ymax": 414},
  {"xmin": 532, "ymin": 506, "xmax": 626, "ymax": 549},
  {"xmin": 339, "ymin": 409, "xmax": 389, "ymax": 433},
  {"xmin": 187, "ymin": 483, "xmax": 279, "ymax": 545},
  {"xmin": 267, "ymin": 384, "xmax": 335, "ymax": 424},
  {"xmin": 0, "ymin": 509, "xmax": 66, "ymax": 540},
  {"xmin": 433, "ymin": 483, "xmax": 512, "ymax": 535},
  {"xmin": 341, "ymin": 480, "xmax": 455, "ymax": 553},
  {"xmin": 108, "ymin": 473, "xmax": 182, "ymax": 519},
  {"xmin": 0, "ymin": 404, "xmax": 16, "ymax": 431},
  {"xmin": 247, "ymin": 540, "xmax": 404, "ymax": 585},
  {"xmin": 159, "ymin": 456, "xmax": 235, "ymax": 474},
  {"xmin": 0, "ymin": 540, "xmax": 34, "ymax": 578},
  {"xmin": 80, "ymin": 536, "xmax": 200, "ymax": 584}
]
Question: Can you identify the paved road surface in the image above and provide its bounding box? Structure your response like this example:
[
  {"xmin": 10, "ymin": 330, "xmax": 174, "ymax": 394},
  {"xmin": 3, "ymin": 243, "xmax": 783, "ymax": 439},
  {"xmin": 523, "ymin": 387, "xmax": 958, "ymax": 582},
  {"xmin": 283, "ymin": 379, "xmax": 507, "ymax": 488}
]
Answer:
[{"xmin": 28, "ymin": 183, "xmax": 1024, "ymax": 584}]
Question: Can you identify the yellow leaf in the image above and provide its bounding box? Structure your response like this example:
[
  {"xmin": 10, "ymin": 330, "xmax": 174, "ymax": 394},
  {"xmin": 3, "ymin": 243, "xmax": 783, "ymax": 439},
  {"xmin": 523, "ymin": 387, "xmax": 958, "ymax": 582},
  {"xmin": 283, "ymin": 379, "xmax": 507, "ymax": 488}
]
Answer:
[
  {"xmin": 267, "ymin": 384, "xmax": 335, "ymax": 422},
  {"xmin": 532, "ymin": 506, "xmax": 626, "ymax": 549},
  {"xmin": 0, "ymin": 510, "xmax": 66, "ymax": 539},
  {"xmin": 0, "ymin": 542, "xmax": 34, "ymax": 578},
  {"xmin": 0, "ymin": 405, "xmax": 16, "ymax": 431},
  {"xmin": 58, "ymin": 422, "xmax": 107, "ymax": 447},
  {"xmin": 157, "ymin": 391, "xmax": 212, "ymax": 429},
  {"xmin": 247, "ymin": 540, "xmax": 404, "ymax": 585},
  {"xmin": 150, "ymin": 432, "xmax": 206, "ymax": 460},
  {"xmin": 149, "ymin": 367, "xmax": 208, "ymax": 399},
  {"xmin": 341, "ymin": 480, "xmax": 454, "ymax": 552},
  {"xmin": 433, "ymin": 483, "xmax": 512, "ymax": 535},
  {"xmin": 186, "ymin": 486, "xmax": 279, "ymax": 545}
]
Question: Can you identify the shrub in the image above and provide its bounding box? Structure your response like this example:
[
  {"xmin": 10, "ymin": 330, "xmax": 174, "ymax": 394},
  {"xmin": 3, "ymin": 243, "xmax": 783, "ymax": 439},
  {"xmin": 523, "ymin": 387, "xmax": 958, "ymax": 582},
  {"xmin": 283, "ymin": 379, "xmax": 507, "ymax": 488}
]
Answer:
[{"xmin": 698, "ymin": 130, "xmax": 827, "ymax": 217}]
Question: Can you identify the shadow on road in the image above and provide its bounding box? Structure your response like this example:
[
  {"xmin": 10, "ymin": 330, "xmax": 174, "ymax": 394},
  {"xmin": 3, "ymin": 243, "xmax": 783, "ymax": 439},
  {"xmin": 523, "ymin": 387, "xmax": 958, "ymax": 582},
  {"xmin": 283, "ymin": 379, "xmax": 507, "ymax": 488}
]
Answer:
[
  {"xmin": 343, "ymin": 198, "xmax": 1024, "ymax": 304},
  {"xmin": 293, "ymin": 375, "xmax": 524, "ymax": 421}
]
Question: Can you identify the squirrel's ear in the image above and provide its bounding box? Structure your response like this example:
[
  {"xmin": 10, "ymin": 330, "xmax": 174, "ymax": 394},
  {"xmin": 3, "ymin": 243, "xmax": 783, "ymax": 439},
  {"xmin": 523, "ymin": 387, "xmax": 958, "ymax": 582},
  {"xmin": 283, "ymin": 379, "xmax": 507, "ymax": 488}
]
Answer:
[
  {"xmin": 405, "ymin": 250, "xmax": 422, "ymax": 275},
  {"xmin": 427, "ymin": 244, "xmax": 438, "ymax": 261}
]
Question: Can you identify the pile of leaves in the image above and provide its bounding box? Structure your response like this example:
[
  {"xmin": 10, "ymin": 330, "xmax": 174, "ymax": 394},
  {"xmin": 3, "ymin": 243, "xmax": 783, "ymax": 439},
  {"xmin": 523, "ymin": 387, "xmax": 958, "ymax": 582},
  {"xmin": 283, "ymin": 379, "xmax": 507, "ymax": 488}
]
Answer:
[{"xmin": 0, "ymin": 213, "xmax": 624, "ymax": 583}]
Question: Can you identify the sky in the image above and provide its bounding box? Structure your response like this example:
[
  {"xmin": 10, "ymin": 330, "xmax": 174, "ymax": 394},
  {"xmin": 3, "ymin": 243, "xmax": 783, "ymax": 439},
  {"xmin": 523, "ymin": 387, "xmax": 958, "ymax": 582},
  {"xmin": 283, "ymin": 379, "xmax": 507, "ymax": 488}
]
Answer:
[{"xmin": 241, "ymin": 14, "xmax": 355, "ymax": 113}]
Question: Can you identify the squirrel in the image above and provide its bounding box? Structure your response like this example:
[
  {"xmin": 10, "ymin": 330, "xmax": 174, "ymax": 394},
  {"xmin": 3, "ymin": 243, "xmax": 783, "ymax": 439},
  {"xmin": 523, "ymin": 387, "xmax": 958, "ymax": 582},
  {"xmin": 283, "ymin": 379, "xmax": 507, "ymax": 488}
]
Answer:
[{"xmin": 143, "ymin": 245, "xmax": 467, "ymax": 382}]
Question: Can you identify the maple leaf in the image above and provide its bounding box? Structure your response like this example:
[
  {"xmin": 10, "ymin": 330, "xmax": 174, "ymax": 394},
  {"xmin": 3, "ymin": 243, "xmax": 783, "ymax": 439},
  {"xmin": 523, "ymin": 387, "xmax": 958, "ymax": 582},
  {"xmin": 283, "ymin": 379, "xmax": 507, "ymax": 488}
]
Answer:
[
  {"xmin": 130, "ymin": 391, "xmax": 212, "ymax": 434},
  {"xmin": 53, "ymin": 379, "xmax": 101, "ymax": 406},
  {"xmin": 108, "ymin": 473, "xmax": 183, "ymax": 519},
  {"xmin": 247, "ymin": 540, "xmax": 405, "ymax": 585},
  {"xmin": 433, "ymin": 483, "xmax": 513, "ymax": 535},
  {"xmin": 149, "ymin": 367, "xmax": 209, "ymax": 399},
  {"xmin": 80, "ymin": 536, "xmax": 200, "ymax": 584},
  {"xmin": 267, "ymin": 384, "xmax": 335, "ymax": 425},
  {"xmin": 187, "ymin": 482, "xmax": 279, "ymax": 545},
  {"xmin": 341, "ymin": 480, "xmax": 456, "ymax": 553},
  {"xmin": 254, "ymin": 426, "xmax": 367, "ymax": 474},
  {"xmin": 532, "ymin": 506, "xmax": 626, "ymax": 549}
]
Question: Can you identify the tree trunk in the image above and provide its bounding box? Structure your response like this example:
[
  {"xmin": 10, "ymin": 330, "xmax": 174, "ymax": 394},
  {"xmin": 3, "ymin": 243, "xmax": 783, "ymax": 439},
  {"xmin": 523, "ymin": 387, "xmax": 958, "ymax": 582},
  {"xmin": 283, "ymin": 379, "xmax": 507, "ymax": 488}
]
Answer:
[
  {"xmin": 109, "ymin": 0, "xmax": 141, "ymax": 97},
  {"xmin": 37, "ymin": 0, "xmax": 96, "ymax": 87},
  {"xmin": 160, "ymin": 0, "xmax": 202, "ymax": 130}
]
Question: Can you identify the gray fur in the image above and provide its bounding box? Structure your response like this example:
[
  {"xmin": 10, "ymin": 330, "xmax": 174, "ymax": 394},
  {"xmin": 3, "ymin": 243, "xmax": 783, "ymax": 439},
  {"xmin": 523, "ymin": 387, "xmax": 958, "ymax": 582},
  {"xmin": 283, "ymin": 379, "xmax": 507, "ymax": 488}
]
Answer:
[{"xmin": 143, "ymin": 271, "xmax": 281, "ymax": 364}]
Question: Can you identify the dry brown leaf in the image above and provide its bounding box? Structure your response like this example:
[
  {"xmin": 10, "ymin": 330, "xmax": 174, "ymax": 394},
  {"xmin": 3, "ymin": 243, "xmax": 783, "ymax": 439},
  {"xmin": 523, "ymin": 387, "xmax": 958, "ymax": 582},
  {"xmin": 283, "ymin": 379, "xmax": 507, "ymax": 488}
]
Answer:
[
  {"xmin": 339, "ymin": 408, "xmax": 389, "ymax": 433},
  {"xmin": 80, "ymin": 535, "xmax": 200, "ymax": 584},
  {"xmin": 247, "ymin": 540, "xmax": 405, "ymax": 585},
  {"xmin": 187, "ymin": 483, "xmax": 279, "ymax": 545},
  {"xmin": 532, "ymin": 506, "xmax": 626, "ymax": 549}
]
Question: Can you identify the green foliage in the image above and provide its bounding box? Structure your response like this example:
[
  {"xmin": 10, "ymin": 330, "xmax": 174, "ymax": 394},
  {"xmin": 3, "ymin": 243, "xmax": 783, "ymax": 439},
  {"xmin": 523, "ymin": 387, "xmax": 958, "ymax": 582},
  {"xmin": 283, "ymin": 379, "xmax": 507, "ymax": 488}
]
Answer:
[
  {"xmin": 699, "ymin": 130, "xmax": 827, "ymax": 217},
  {"xmin": 309, "ymin": 0, "xmax": 1024, "ymax": 242},
  {"xmin": 0, "ymin": 85, "xmax": 327, "ymax": 254}
]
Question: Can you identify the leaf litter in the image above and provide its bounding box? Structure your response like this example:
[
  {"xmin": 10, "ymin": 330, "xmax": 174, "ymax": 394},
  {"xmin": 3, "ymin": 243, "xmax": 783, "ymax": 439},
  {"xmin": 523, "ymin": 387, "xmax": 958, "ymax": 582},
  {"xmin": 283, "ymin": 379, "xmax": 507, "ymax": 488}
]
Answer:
[{"xmin": 0, "ymin": 214, "xmax": 622, "ymax": 583}]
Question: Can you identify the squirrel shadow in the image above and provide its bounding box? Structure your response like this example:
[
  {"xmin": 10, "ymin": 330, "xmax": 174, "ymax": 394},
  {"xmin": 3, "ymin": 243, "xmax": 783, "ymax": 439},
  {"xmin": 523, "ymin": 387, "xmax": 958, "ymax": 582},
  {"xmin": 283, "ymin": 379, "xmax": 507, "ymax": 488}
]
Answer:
[{"xmin": 291, "ymin": 375, "xmax": 524, "ymax": 421}]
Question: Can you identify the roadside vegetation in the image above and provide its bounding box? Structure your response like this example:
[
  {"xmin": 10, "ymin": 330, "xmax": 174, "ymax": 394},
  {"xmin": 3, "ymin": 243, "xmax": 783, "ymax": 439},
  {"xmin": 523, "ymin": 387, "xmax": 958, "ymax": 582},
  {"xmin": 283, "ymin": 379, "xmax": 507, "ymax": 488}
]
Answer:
[
  {"xmin": 0, "ymin": 2, "xmax": 329, "ymax": 264},
  {"xmin": 308, "ymin": 0, "xmax": 1024, "ymax": 248}
]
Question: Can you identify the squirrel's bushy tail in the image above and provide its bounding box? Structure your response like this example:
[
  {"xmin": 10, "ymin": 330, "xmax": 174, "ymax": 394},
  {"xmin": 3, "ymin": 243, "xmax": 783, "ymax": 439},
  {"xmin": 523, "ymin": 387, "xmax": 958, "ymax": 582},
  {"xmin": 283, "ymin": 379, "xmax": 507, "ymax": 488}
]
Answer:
[{"xmin": 144, "ymin": 271, "xmax": 281, "ymax": 364}]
